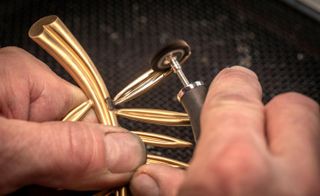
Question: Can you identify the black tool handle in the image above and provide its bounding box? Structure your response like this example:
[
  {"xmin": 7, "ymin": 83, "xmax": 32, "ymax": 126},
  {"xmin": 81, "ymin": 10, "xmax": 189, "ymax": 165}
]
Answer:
[{"xmin": 179, "ymin": 82, "xmax": 207, "ymax": 142}]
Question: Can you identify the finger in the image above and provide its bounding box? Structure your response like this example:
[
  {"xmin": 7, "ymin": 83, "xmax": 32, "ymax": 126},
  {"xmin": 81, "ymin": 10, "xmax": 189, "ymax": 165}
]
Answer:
[
  {"xmin": 180, "ymin": 66, "xmax": 268, "ymax": 195},
  {"xmin": 0, "ymin": 46, "xmax": 86, "ymax": 121},
  {"xmin": 200, "ymin": 66, "xmax": 265, "ymax": 143},
  {"xmin": 0, "ymin": 117, "xmax": 146, "ymax": 194},
  {"xmin": 266, "ymin": 92, "xmax": 320, "ymax": 160},
  {"xmin": 199, "ymin": 66, "xmax": 266, "ymax": 159},
  {"xmin": 130, "ymin": 164, "xmax": 185, "ymax": 196}
]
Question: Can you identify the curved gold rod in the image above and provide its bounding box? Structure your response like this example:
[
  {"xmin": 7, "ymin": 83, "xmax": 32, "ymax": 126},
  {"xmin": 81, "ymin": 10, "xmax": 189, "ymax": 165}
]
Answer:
[
  {"xmin": 29, "ymin": 15, "xmax": 189, "ymax": 196},
  {"xmin": 115, "ymin": 108, "xmax": 190, "ymax": 126},
  {"xmin": 29, "ymin": 15, "xmax": 117, "ymax": 125},
  {"xmin": 29, "ymin": 15, "xmax": 120, "ymax": 195},
  {"xmin": 113, "ymin": 69, "xmax": 172, "ymax": 105}
]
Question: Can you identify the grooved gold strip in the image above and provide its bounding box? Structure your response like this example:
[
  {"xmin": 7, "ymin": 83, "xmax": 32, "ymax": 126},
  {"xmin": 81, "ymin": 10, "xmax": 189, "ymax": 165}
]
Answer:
[
  {"xmin": 113, "ymin": 69, "xmax": 172, "ymax": 105},
  {"xmin": 147, "ymin": 154, "xmax": 188, "ymax": 169},
  {"xmin": 115, "ymin": 108, "xmax": 190, "ymax": 126},
  {"xmin": 29, "ymin": 15, "xmax": 190, "ymax": 196},
  {"xmin": 132, "ymin": 131, "xmax": 192, "ymax": 148},
  {"xmin": 62, "ymin": 100, "xmax": 93, "ymax": 121},
  {"xmin": 29, "ymin": 15, "xmax": 117, "ymax": 125}
]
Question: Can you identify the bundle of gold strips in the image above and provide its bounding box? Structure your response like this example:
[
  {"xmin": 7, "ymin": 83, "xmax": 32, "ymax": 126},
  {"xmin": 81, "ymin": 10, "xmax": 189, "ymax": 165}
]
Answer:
[{"xmin": 28, "ymin": 15, "xmax": 192, "ymax": 195}]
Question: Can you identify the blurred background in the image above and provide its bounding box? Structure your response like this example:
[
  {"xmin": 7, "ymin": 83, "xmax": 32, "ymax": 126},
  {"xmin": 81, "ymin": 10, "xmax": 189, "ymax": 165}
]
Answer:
[{"xmin": 1, "ymin": 0, "xmax": 319, "ymax": 195}]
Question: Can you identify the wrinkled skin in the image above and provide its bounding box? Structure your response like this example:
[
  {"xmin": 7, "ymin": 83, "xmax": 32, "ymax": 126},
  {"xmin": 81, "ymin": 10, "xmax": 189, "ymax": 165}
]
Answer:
[
  {"xmin": 130, "ymin": 67, "xmax": 320, "ymax": 196},
  {"xmin": 0, "ymin": 47, "xmax": 319, "ymax": 196},
  {"xmin": 0, "ymin": 47, "xmax": 146, "ymax": 194}
]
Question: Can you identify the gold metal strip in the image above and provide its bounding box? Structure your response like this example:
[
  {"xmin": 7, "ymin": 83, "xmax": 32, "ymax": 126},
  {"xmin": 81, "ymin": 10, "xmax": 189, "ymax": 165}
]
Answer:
[
  {"xmin": 147, "ymin": 154, "xmax": 188, "ymax": 169},
  {"xmin": 62, "ymin": 99, "xmax": 93, "ymax": 121},
  {"xmin": 113, "ymin": 69, "xmax": 172, "ymax": 105},
  {"xmin": 29, "ymin": 15, "xmax": 121, "ymax": 195},
  {"xmin": 115, "ymin": 108, "xmax": 190, "ymax": 126},
  {"xmin": 61, "ymin": 103, "xmax": 192, "ymax": 147},
  {"xmin": 29, "ymin": 15, "xmax": 190, "ymax": 196},
  {"xmin": 29, "ymin": 15, "xmax": 117, "ymax": 125},
  {"xmin": 132, "ymin": 131, "xmax": 192, "ymax": 148}
]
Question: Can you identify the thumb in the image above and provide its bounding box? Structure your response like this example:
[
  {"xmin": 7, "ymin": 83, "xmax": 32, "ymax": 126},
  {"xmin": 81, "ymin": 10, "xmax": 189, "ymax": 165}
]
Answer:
[
  {"xmin": 130, "ymin": 164, "xmax": 185, "ymax": 196},
  {"xmin": 0, "ymin": 117, "xmax": 146, "ymax": 194}
]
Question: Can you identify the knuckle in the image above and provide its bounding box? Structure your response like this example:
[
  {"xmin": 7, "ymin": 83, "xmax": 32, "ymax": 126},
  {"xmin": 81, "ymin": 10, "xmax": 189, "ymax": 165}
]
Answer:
[
  {"xmin": 204, "ymin": 91, "xmax": 263, "ymax": 109},
  {"xmin": 182, "ymin": 143, "xmax": 270, "ymax": 195},
  {"xmin": 54, "ymin": 122, "xmax": 105, "ymax": 174},
  {"xmin": 208, "ymin": 143, "xmax": 269, "ymax": 191},
  {"xmin": 0, "ymin": 46, "xmax": 50, "ymax": 73},
  {"xmin": 0, "ymin": 47, "xmax": 32, "ymax": 70},
  {"xmin": 201, "ymin": 94, "xmax": 264, "ymax": 128},
  {"xmin": 0, "ymin": 46, "xmax": 27, "ymax": 56}
]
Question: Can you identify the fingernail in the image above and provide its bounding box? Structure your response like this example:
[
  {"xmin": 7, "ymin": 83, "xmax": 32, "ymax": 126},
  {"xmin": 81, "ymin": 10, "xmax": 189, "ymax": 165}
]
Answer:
[
  {"xmin": 229, "ymin": 65, "xmax": 258, "ymax": 79},
  {"xmin": 130, "ymin": 173, "xmax": 159, "ymax": 196},
  {"xmin": 104, "ymin": 131, "xmax": 146, "ymax": 173}
]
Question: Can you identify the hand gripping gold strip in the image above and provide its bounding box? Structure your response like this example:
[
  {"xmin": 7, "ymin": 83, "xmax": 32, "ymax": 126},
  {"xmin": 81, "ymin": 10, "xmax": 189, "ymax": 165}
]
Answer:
[
  {"xmin": 29, "ymin": 15, "xmax": 121, "ymax": 195},
  {"xmin": 113, "ymin": 69, "xmax": 172, "ymax": 105},
  {"xmin": 29, "ymin": 16, "xmax": 189, "ymax": 196},
  {"xmin": 63, "ymin": 104, "xmax": 189, "ymax": 195},
  {"xmin": 62, "ymin": 103, "xmax": 192, "ymax": 148},
  {"xmin": 65, "ymin": 101, "xmax": 191, "ymax": 126},
  {"xmin": 132, "ymin": 131, "xmax": 192, "ymax": 148},
  {"xmin": 115, "ymin": 108, "xmax": 190, "ymax": 126},
  {"xmin": 28, "ymin": 15, "xmax": 117, "ymax": 125}
]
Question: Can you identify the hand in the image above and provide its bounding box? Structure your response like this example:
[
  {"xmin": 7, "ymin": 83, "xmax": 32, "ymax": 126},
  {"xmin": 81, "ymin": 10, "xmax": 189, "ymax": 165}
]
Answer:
[
  {"xmin": 130, "ymin": 66, "xmax": 320, "ymax": 196},
  {"xmin": 0, "ymin": 47, "xmax": 146, "ymax": 194}
]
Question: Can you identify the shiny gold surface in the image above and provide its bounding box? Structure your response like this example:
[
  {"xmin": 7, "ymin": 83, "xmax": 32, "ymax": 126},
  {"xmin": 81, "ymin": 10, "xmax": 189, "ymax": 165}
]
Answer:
[
  {"xmin": 63, "ymin": 99, "xmax": 93, "ymax": 121},
  {"xmin": 61, "ymin": 102, "xmax": 191, "ymax": 147},
  {"xmin": 29, "ymin": 15, "xmax": 118, "ymax": 126},
  {"xmin": 132, "ymin": 131, "xmax": 192, "ymax": 148},
  {"xmin": 29, "ymin": 15, "xmax": 191, "ymax": 196},
  {"xmin": 147, "ymin": 154, "xmax": 189, "ymax": 169},
  {"xmin": 113, "ymin": 69, "xmax": 172, "ymax": 105},
  {"xmin": 118, "ymin": 187, "xmax": 127, "ymax": 196},
  {"xmin": 115, "ymin": 108, "xmax": 190, "ymax": 126}
]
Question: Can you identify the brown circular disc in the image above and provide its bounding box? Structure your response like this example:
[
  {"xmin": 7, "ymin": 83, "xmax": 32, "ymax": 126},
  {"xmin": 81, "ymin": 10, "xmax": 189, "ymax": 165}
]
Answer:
[{"xmin": 151, "ymin": 40, "xmax": 191, "ymax": 72}]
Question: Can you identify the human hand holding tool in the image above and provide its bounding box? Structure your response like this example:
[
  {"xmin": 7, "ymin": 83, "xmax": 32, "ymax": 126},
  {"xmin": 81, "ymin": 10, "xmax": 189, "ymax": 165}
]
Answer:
[
  {"xmin": 27, "ymin": 16, "xmax": 194, "ymax": 195},
  {"xmin": 150, "ymin": 40, "xmax": 207, "ymax": 142},
  {"xmin": 1, "ymin": 15, "xmax": 319, "ymax": 196},
  {"xmin": 130, "ymin": 66, "xmax": 320, "ymax": 196}
]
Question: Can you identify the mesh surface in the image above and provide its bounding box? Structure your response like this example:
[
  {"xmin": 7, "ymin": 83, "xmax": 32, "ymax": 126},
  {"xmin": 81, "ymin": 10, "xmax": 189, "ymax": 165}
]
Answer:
[{"xmin": 1, "ymin": 0, "xmax": 320, "ymax": 195}]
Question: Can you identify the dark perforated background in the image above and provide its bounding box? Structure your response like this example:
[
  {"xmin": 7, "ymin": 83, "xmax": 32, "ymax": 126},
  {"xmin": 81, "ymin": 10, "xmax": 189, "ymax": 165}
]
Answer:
[{"xmin": 1, "ymin": 0, "xmax": 320, "ymax": 195}]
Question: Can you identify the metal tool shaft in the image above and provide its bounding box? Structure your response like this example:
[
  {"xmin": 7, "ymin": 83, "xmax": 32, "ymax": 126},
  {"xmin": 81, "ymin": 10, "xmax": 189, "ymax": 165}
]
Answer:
[
  {"xmin": 170, "ymin": 57, "xmax": 190, "ymax": 87},
  {"xmin": 168, "ymin": 56, "xmax": 206, "ymax": 142}
]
